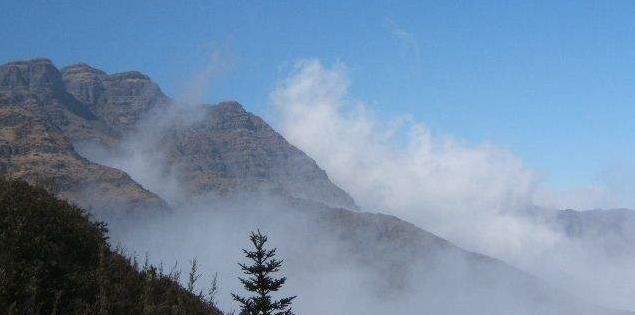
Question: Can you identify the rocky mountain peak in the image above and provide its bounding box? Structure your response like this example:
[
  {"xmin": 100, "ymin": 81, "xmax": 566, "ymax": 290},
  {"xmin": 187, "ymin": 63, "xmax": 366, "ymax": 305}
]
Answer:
[
  {"xmin": 204, "ymin": 100, "xmax": 260, "ymax": 131},
  {"xmin": 0, "ymin": 58, "xmax": 64, "ymax": 92},
  {"xmin": 158, "ymin": 100, "xmax": 358, "ymax": 209},
  {"xmin": 214, "ymin": 100, "xmax": 246, "ymax": 112},
  {"xmin": 61, "ymin": 64, "xmax": 170, "ymax": 134},
  {"xmin": 61, "ymin": 63, "xmax": 107, "ymax": 76},
  {"xmin": 61, "ymin": 63, "xmax": 106, "ymax": 109},
  {"xmin": 105, "ymin": 71, "xmax": 151, "ymax": 81}
]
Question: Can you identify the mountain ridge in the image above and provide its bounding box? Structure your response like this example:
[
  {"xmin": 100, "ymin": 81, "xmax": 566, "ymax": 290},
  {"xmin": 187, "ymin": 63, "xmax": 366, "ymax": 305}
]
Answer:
[{"xmin": 0, "ymin": 58, "xmax": 356, "ymax": 211}]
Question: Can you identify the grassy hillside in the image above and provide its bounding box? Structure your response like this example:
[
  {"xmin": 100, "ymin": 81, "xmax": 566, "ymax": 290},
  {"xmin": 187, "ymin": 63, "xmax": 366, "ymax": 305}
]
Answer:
[{"xmin": 0, "ymin": 178, "xmax": 221, "ymax": 315}]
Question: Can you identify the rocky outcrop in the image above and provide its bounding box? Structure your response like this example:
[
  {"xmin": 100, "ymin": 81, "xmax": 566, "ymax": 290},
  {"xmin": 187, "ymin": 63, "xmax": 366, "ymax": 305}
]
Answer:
[
  {"xmin": 61, "ymin": 63, "xmax": 171, "ymax": 135},
  {"xmin": 0, "ymin": 59, "xmax": 167, "ymax": 213},
  {"xmin": 0, "ymin": 58, "xmax": 66, "ymax": 92}
]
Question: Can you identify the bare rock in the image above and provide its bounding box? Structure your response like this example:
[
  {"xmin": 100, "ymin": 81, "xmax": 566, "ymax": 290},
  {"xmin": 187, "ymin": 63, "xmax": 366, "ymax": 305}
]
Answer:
[
  {"xmin": 0, "ymin": 59, "xmax": 168, "ymax": 214},
  {"xmin": 158, "ymin": 101, "xmax": 357, "ymax": 209}
]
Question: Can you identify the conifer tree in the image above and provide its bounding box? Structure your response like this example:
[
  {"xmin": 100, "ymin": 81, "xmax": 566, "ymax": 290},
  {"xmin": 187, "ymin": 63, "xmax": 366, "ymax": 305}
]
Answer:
[{"xmin": 232, "ymin": 230, "xmax": 296, "ymax": 315}]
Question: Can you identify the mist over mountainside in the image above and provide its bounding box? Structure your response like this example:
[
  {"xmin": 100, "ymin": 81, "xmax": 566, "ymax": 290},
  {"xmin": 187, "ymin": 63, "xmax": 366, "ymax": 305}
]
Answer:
[
  {"xmin": 76, "ymin": 100, "xmax": 356, "ymax": 210},
  {"xmin": 0, "ymin": 58, "xmax": 354, "ymax": 211},
  {"xmin": 107, "ymin": 194, "xmax": 633, "ymax": 315},
  {"xmin": 1, "ymin": 58, "xmax": 633, "ymax": 314},
  {"xmin": 520, "ymin": 206, "xmax": 635, "ymax": 257}
]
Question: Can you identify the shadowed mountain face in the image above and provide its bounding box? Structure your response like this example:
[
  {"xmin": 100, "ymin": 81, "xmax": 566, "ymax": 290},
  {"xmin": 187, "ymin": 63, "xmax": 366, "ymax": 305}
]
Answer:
[{"xmin": 1, "ymin": 58, "xmax": 632, "ymax": 314}]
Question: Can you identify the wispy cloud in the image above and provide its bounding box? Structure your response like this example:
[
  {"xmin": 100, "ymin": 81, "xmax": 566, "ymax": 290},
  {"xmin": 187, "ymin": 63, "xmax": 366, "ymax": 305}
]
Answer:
[
  {"xmin": 384, "ymin": 18, "xmax": 422, "ymax": 62},
  {"xmin": 180, "ymin": 39, "xmax": 235, "ymax": 105}
]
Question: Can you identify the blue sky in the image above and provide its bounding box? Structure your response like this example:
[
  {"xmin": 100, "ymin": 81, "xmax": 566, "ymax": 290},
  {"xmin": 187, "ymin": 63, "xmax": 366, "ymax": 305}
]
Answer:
[{"xmin": 2, "ymin": 0, "xmax": 635, "ymax": 192}]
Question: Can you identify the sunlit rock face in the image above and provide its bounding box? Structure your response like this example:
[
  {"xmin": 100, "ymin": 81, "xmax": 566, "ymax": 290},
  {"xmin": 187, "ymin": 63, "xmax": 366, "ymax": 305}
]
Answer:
[
  {"xmin": 61, "ymin": 63, "xmax": 171, "ymax": 136},
  {"xmin": 0, "ymin": 59, "xmax": 167, "ymax": 213}
]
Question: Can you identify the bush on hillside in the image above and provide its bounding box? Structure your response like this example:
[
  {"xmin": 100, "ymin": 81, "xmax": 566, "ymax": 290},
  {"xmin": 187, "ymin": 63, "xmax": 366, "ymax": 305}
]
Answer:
[{"xmin": 0, "ymin": 178, "xmax": 221, "ymax": 315}]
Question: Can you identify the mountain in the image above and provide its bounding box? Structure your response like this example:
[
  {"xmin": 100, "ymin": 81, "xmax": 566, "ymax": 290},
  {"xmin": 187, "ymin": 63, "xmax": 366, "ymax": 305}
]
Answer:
[
  {"xmin": 0, "ymin": 58, "xmax": 355, "ymax": 211},
  {"xmin": 1, "ymin": 58, "xmax": 631, "ymax": 314}
]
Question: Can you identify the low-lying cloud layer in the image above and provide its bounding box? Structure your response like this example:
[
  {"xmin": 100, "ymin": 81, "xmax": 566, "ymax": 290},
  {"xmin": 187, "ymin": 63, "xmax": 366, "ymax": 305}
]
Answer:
[{"xmin": 75, "ymin": 58, "xmax": 635, "ymax": 312}]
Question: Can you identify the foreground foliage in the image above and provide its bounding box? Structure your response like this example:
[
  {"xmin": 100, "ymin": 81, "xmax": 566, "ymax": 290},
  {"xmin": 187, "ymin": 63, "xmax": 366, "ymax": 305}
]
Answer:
[{"xmin": 0, "ymin": 178, "xmax": 220, "ymax": 315}]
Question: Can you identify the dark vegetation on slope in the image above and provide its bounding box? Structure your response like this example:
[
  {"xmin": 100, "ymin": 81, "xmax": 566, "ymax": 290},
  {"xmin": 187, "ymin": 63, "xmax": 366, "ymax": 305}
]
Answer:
[{"xmin": 0, "ymin": 178, "xmax": 221, "ymax": 315}]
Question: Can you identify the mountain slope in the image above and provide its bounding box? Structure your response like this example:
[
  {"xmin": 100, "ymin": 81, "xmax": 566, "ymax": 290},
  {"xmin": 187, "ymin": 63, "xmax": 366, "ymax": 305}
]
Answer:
[
  {"xmin": 0, "ymin": 178, "xmax": 220, "ymax": 315},
  {"xmin": 151, "ymin": 101, "xmax": 356, "ymax": 209}
]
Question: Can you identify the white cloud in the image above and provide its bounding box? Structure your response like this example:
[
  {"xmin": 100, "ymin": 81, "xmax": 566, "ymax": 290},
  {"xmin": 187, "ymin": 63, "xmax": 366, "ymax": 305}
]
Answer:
[
  {"xmin": 270, "ymin": 59, "xmax": 568, "ymax": 262},
  {"xmin": 271, "ymin": 59, "xmax": 537, "ymax": 224},
  {"xmin": 269, "ymin": 60, "xmax": 635, "ymax": 310}
]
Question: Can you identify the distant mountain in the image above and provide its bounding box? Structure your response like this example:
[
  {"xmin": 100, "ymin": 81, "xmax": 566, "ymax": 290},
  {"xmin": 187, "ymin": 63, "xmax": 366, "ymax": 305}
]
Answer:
[
  {"xmin": 1, "ymin": 58, "xmax": 631, "ymax": 314},
  {"xmin": 293, "ymin": 198, "xmax": 633, "ymax": 315},
  {"xmin": 522, "ymin": 206, "xmax": 635, "ymax": 257}
]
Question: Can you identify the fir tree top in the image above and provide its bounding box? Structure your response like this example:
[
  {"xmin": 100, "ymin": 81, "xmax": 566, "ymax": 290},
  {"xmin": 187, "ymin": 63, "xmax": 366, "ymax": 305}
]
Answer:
[{"xmin": 232, "ymin": 230, "xmax": 296, "ymax": 315}]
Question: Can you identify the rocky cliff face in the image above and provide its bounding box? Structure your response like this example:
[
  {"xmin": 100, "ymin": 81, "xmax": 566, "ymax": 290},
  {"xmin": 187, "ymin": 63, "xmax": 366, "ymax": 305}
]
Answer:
[
  {"xmin": 0, "ymin": 59, "xmax": 111, "ymax": 142},
  {"xmin": 61, "ymin": 63, "xmax": 171, "ymax": 135},
  {"xmin": 0, "ymin": 59, "xmax": 167, "ymax": 213},
  {"xmin": 521, "ymin": 206, "xmax": 635, "ymax": 258}
]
